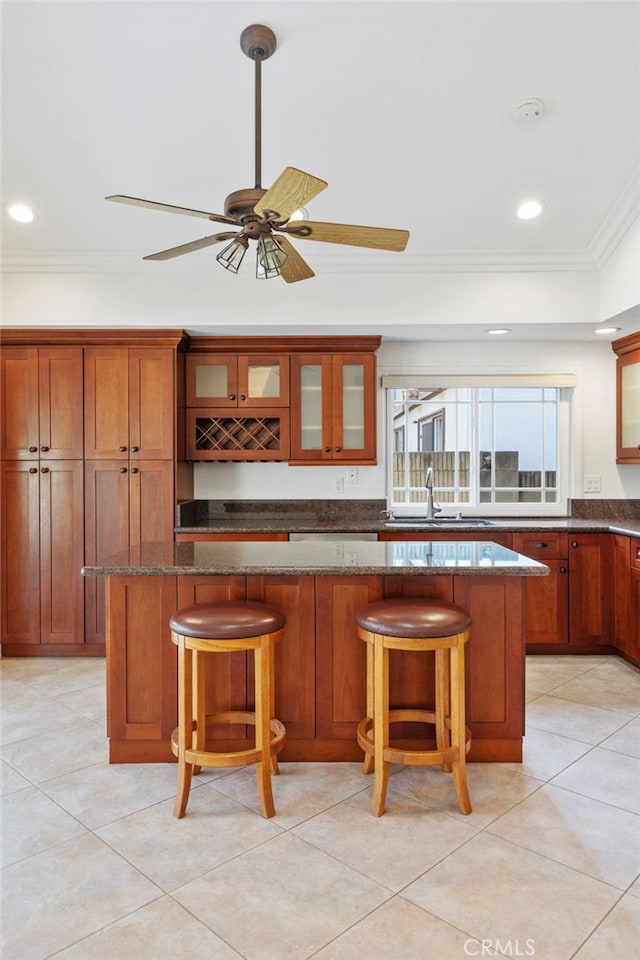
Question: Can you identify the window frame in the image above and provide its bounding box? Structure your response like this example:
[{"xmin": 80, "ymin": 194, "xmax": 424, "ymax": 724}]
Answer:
[{"xmin": 384, "ymin": 380, "xmax": 573, "ymax": 517}]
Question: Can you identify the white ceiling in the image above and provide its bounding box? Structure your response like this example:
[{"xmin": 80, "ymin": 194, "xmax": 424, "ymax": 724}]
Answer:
[{"xmin": 2, "ymin": 1, "xmax": 639, "ymax": 341}]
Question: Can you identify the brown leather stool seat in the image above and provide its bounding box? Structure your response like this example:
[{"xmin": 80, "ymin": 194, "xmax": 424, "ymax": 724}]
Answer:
[
  {"xmin": 170, "ymin": 600, "xmax": 286, "ymax": 819},
  {"xmin": 356, "ymin": 597, "xmax": 472, "ymax": 817}
]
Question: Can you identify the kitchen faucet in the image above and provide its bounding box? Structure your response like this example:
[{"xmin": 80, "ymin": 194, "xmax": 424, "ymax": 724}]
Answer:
[{"xmin": 425, "ymin": 466, "xmax": 441, "ymax": 519}]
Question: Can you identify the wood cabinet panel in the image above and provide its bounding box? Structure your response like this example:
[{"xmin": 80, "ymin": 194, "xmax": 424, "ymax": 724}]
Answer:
[
  {"xmin": 612, "ymin": 333, "xmax": 640, "ymax": 463},
  {"xmin": 84, "ymin": 462, "xmax": 130, "ymax": 645},
  {"xmin": 1, "ymin": 348, "xmax": 83, "ymax": 459},
  {"xmin": 186, "ymin": 354, "xmax": 289, "ymax": 408},
  {"xmin": 0, "ymin": 460, "xmax": 84, "ymax": 645},
  {"xmin": 129, "ymin": 460, "xmax": 175, "ymax": 545},
  {"xmin": 0, "ymin": 461, "xmax": 40, "ymax": 642},
  {"xmin": 247, "ymin": 575, "xmax": 316, "ymax": 739},
  {"xmin": 513, "ymin": 533, "xmax": 569, "ymax": 646},
  {"xmin": 315, "ymin": 575, "xmax": 384, "ymax": 739},
  {"xmin": 568, "ymin": 534, "xmax": 612, "ymax": 646},
  {"xmin": 107, "ymin": 576, "xmax": 178, "ymax": 742},
  {"xmin": 84, "ymin": 349, "xmax": 130, "ymax": 459}
]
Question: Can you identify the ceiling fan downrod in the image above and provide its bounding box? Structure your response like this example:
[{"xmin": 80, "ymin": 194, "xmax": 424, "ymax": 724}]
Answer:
[{"xmin": 240, "ymin": 24, "xmax": 277, "ymax": 191}]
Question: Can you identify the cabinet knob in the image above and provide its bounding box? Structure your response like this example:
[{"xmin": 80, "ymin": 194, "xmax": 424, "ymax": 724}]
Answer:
[
  {"xmin": 40, "ymin": 467, "xmax": 49, "ymax": 474},
  {"xmin": 29, "ymin": 446, "xmax": 38, "ymax": 453},
  {"xmin": 533, "ymin": 542, "xmax": 547, "ymax": 549},
  {"xmin": 119, "ymin": 467, "xmax": 127, "ymax": 474},
  {"xmin": 560, "ymin": 566, "xmax": 568, "ymax": 573},
  {"xmin": 571, "ymin": 541, "xmax": 579, "ymax": 548},
  {"xmin": 239, "ymin": 394, "xmax": 246, "ymax": 401},
  {"xmin": 29, "ymin": 467, "xmax": 37, "ymax": 474},
  {"xmin": 130, "ymin": 467, "xmax": 139, "ymax": 474},
  {"xmin": 324, "ymin": 447, "xmax": 331, "ymax": 453},
  {"xmin": 228, "ymin": 394, "xmax": 236, "ymax": 401},
  {"xmin": 40, "ymin": 445, "xmax": 49, "ymax": 452},
  {"xmin": 334, "ymin": 446, "xmax": 342, "ymax": 452},
  {"xmin": 118, "ymin": 446, "xmax": 127, "ymax": 452},
  {"xmin": 130, "ymin": 446, "xmax": 139, "ymax": 452}
]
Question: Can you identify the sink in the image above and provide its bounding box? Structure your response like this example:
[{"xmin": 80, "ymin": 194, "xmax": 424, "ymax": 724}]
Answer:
[{"xmin": 384, "ymin": 517, "xmax": 495, "ymax": 527}]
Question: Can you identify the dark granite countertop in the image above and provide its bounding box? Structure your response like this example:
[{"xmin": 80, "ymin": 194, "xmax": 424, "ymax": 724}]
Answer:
[
  {"xmin": 174, "ymin": 498, "xmax": 640, "ymax": 538},
  {"xmin": 82, "ymin": 539, "xmax": 549, "ymax": 577}
]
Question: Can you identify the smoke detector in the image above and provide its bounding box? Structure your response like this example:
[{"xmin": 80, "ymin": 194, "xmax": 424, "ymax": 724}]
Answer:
[{"xmin": 514, "ymin": 99, "xmax": 544, "ymax": 124}]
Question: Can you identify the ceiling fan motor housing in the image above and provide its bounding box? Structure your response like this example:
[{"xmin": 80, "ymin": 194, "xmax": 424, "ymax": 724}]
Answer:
[{"xmin": 224, "ymin": 188, "xmax": 268, "ymax": 220}]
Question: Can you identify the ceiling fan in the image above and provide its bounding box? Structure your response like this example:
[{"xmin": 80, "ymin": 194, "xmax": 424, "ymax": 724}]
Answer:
[{"xmin": 106, "ymin": 24, "xmax": 409, "ymax": 283}]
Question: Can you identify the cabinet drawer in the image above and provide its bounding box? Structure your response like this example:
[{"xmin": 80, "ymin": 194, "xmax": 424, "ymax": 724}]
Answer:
[
  {"xmin": 630, "ymin": 539, "xmax": 640, "ymax": 570},
  {"xmin": 512, "ymin": 532, "xmax": 568, "ymax": 560}
]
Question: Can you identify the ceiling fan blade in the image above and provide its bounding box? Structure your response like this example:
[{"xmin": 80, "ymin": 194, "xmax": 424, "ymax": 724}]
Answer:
[
  {"xmin": 284, "ymin": 220, "xmax": 409, "ymax": 251},
  {"xmin": 142, "ymin": 232, "xmax": 239, "ymax": 261},
  {"xmin": 276, "ymin": 236, "xmax": 315, "ymax": 283},
  {"xmin": 105, "ymin": 195, "xmax": 238, "ymax": 226},
  {"xmin": 254, "ymin": 167, "xmax": 328, "ymax": 221}
]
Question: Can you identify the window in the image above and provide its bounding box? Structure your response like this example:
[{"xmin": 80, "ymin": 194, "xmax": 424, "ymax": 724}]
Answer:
[{"xmin": 386, "ymin": 379, "xmax": 572, "ymax": 515}]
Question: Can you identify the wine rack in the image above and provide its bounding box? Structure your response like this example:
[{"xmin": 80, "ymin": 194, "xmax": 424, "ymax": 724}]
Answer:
[{"xmin": 186, "ymin": 408, "xmax": 290, "ymax": 461}]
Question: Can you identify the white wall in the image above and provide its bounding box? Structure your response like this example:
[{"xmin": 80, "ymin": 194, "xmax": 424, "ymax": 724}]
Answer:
[{"xmin": 600, "ymin": 213, "xmax": 640, "ymax": 323}]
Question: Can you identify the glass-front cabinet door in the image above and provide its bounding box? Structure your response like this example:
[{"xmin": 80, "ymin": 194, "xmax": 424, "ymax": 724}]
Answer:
[
  {"xmin": 290, "ymin": 354, "xmax": 376, "ymax": 462},
  {"xmin": 614, "ymin": 333, "xmax": 640, "ymax": 463},
  {"xmin": 186, "ymin": 355, "xmax": 289, "ymax": 408}
]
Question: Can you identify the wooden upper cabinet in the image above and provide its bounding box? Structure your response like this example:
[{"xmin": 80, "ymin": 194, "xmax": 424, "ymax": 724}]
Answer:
[
  {"xmin": 1, "ymin": 347, "xmax": 84, "ymax": 460},
  {"xmin": 290, "ymin": 353, "xmax": 377, "ymax": 464},
  {"xmin": 186, "ymin": 354, "xmax": 290, "ymax": 408},
  {"xmin": 84, "ymin": 347, "xmax": 175, "ymax": 460},
  {"xmin": 613, "ymin": 331, "xmax": 640, "ymax": 463}
]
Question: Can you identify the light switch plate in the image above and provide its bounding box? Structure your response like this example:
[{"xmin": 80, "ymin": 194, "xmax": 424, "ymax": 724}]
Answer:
[{"xmin": 583, "ymin": 475, "xmax": 601, "ymax": 493}]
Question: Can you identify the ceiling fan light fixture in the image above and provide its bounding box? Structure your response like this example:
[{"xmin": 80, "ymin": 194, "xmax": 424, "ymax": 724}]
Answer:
[
  {"xmin": 256, "ymin": 235, "xmax": 288, "ymax": 279},
  {"xmin": 216, "ymin": 235, "xmax": 249, "ymax": 273}
]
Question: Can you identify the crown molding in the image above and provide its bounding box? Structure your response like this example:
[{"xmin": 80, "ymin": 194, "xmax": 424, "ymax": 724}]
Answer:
[
  {"xmin": 589, "ymin": 165, "xmax": 640, "ymax": 267},
  {"xmin": 0, "ymin": 247, "xmax": 598, "ymax": 275}
]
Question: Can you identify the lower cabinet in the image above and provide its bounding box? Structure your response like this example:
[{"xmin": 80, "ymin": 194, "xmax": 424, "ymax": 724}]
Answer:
[
  {"xmin": 512, "ymin": 532, "xmax": 611, "ymax": 650},
  {"xmin": 1, "ymin": 460, "xmax": 84, "ymax": 652}
]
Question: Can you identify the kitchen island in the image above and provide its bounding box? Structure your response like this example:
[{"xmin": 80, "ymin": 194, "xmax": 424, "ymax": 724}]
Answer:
[{"xmin": 83, "ymin": 539, "xmax": 548, "ymax": 764}]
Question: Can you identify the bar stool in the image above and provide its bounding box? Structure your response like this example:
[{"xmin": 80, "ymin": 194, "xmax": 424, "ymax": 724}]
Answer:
[
  {"xmin": 169, "ymin": 600, "xmax": 286, "ymax": 819},
  {"xmin": 356, "ymin": 597, "xmax": 472, "ymax": 817}
]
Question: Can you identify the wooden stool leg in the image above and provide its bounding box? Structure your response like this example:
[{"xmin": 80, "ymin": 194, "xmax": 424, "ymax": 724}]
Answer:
[
  {"xmin": 371, "ymin": 637, "xmax": 390, "ymax": 817},
  {"xmin": 254, "ymin": 637, "xmax": 276, "ymax": 818},
  {"xmin": 450, "ymin": 635, "xmax": 471, "ymax": 815},
  {"xmin": 174, "ymin": 635, "xmax": 194, "ymax": 819},
  {"xmin": 191, "ymin": 648, "xmax": 206, "ymax": 775},
  {"xmin": 435, "ymin": 647, "xmax": 452, "ymax": 772},
  {"xmin": 363, "ymin": 638, "xmax": 374, "ymax": 774},
  {"xmin": 269, "ymin": 639, "xmax": 279, "ymax": 776}
]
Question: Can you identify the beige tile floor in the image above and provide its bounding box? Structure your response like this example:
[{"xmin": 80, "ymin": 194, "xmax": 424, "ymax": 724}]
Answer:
[{"xmin": 1, "ymin": 654, "xmax": 639, "ymax": 960}]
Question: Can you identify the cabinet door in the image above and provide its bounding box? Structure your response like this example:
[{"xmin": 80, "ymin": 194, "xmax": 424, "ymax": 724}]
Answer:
[
  {"xmin": 0, "ymin": 460, "xmax": 40, "ymax": 643},
  {"xmin": 613, "ymin": 535, "xmax": 632, "ymax": 655},
  {"xmin": 40, "ymin": 461, "xmax": 85, "ymax": 644},
  {"xmin": 290, "ymin": 355, "xmax": 332, "ymax": 461},
  {"xmin": 247, "ymin": 575, "xmax": 316, "ymax": 739},
  {"xmin": 38, "ymin": 349, "xmax": 84, "ymax": 459},
  {"xmin": 569, "ymin": 534, "xmax": 612, "ymax": 646},
  {"xmin": 129, "ymin": 460, "xmax": 175, "ymax": 546},
  {"xmin": 616, "ymin": 348, "xmax": 640, "ymax": 462},
  {"xmin": 237, "ymin": 355, "xmax": 289, "ymax": 407},
  {"xmin": 331, "ymin": 354, "xmax": 376, "ymax": 462},
  {"xmin": 128, "ymin": 348, "xmax": 175, "ymax": 459},
  {"xmin": 315, "ymin": 575, "xmax": 384, "ymax": 740},
  {"xmin": 186, "ymin": 355, "xmax": 289, "ymax": 408},
  {"xmin": 630, "ymin": 567, "xmax": 640, "ymax": 662},
  {"xmin": 0, "ymin": 348, "xmax": 39, "ymax": 459},
  {"xmin": 84, "ymin": 349, "xmax": 129, "ymax": 459},
  {"xmin": 186, "ymin": 355, "xmax": 238, "ymax": 406},
  {"xmin": 512, "ymin": 533, "xmax": 569, "ymax": 646},
  {"xmin": 84, "ymin": 461, "xmax": 130, "ymax": 644}
]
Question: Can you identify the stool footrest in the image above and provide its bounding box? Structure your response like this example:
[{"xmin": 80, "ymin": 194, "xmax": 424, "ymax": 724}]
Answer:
[
  {"xmin": 171, "ymin": 712, "xmax": 286, "ymax": 769},
  {"xmin": 357, "ymin": 712, "xmax": 471, "ymax": 767}
]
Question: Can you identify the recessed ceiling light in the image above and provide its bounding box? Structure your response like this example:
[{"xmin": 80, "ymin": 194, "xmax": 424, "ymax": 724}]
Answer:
[
  {"xmin": 486, "ymin": 328, "xmax": 511, "ymax": 336},
  {"xmin": 517, "ymin": 200, "xmax": 545, "ymax": 220},
  {"xmin": 8, "ymin": 203, "xmax": 35, "ymax": 223},
  {"xmin": 594, "ymin": 327, "xmax": 621, "ymax": 335}
]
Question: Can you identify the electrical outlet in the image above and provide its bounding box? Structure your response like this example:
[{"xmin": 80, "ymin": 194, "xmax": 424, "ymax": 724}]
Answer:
[
  {"xmin": 334, "ymin": 477, "xmax": 344, "ymax": 494},
  {"xmin": 346, "ymin": 467, "xmax": 359, "ymax": 485},
  {"xmin": 583, "ymin": 475, "xmax": 601, "ymax": 493}
]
